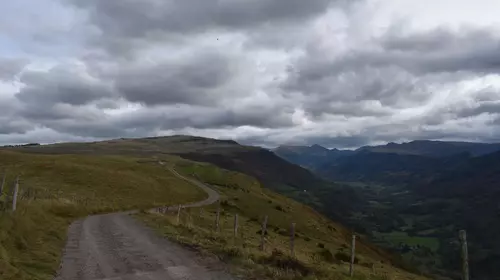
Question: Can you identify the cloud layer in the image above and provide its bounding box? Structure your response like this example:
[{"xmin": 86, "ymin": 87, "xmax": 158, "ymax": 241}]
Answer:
[{"xmin": 2, "ymin": 0, "xmax": 500, "ymax": 148}]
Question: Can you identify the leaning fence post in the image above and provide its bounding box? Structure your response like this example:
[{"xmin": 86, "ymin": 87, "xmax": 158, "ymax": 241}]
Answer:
[
  {"xmin": 0, "ymin": 172, "xmax": 5, "ymax": 195},
  {"xmin": 350, "ymin": 234, "xmax": 356, "ymax": 277},
  {"xmin": 177, "ymin": 205, "xmax": 181, "ymax": 224},
  {"xmin": 459, "ymin": 230, "xmax": 469, "ymax": 280},
  {"xmin": 290, "ymin": 222, "xmax": 296, "ymax": 256},
  {"xmin": 234, "ymin": 214, "xmax": 238, "ymax": 237},
  {"xmin": 215, "ymin": 205, "xmax": 220, "ymax": 232},
  {"xmin": 11, "ymin": 176, "xmax": 19, "ymax": 212},
  {"xmin": 260, "ymin": 215, "xmax": 268, "ymax": 251}
]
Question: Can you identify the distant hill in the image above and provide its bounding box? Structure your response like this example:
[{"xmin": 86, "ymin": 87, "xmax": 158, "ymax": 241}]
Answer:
[
  {"xmin": 357, "ymin": 140, "xmax": 500, "ymax": 157},
  {"xmin": 274, "ymin": 140, "xmax": 500, "ymax": 186},
  {"xmin": 273, "ymin": 144, "xmax": 354, "ymax": 170},
  {"xmin": 315, "ymin": 150, "xmax": 472, "ymax": 186}
]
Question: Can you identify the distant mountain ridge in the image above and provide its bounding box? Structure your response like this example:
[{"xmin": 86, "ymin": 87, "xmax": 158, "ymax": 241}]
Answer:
[
  {"xmin": 273, "ymin": 140, "xmax": 500, "ymax": 181},
  {"xmin": 272, "ymin": 144, "xmax": 354, "ymax": 170},
  {"xmin": 356, "ymin": 140, "xmax": 500, "ymax": 157}
]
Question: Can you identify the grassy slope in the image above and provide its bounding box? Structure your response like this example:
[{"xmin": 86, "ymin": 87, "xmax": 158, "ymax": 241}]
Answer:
[
  {"xmin": 0, "ymin": 150, "xmax": 206, "ymax": 280},
  {"xmin": 2, "ymin": 136, "xmax": 427, "ymax": 279},
  {"xmin": 9, "ymin": 136, "xmax": 363, "ymax": 222},
  {"xmin": 140, "ymin": 159, "xmax": 427, "ymax": 280}
]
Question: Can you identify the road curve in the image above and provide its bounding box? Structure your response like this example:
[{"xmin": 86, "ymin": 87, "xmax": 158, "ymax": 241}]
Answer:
[{"xmin": 54, "ymin": 167, "xmax": 232, "ymax": 280}]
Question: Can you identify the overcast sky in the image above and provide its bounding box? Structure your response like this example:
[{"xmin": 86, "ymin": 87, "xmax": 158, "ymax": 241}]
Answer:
[{"xmin": 1, "ymin": 0, "xmax": 500, "ymax": 148}]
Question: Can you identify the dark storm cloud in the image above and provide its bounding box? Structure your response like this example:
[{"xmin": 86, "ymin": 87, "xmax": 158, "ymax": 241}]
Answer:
[
  {"xmin": 284, "ymin": 65, "xmax": 429, "ymax": 115},
  {"xmin": 282, "ymin": 27, "xmax": 500, "ymax": 121},
  {"xmin": 46, "ymin": 121, "xmax": 129, "ymax": 139},
  {"xmin": 455, "ymin": 101, "xmax": 500, "ymax": 119},
  {"xmin": 70, "ymin": 0, "xmax": 341, "ymax": 37},
  {"xmin": 290, "ymin": 28, "xmax": 500, "ymax": 83},
  {"xmin": 115, "ymin": 52, "xmax": 232, "ymax": 106},
  {"xmin": 13, "ymin": 101, "xmax": 295, "ymax": 141},
  {"xmin": 0, "ymin": 118, "xmax": 33, "ymax": 135},
  {"xmin": 115, "ymin": 105, "xmax": 295, "ymax": 132},
  {"xmin": 16, "ymin": 65, "xmax": 114, "ymax": 106},
  {"xmin": 0, "ymin": 58, "xmax": 28, "ymax": 81},
  {"xmin": 357, "ymin": 28, "xmax": 500, "ymax": 75},
  {"xmin": 18, "ymin": 103, "xmax": 102, "ymax": 122}
]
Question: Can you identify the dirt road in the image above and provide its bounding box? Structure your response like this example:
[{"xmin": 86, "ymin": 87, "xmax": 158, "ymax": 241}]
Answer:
[{"xmin": 55, "ymin": 167, "xmax": 233, "ymax": 280}]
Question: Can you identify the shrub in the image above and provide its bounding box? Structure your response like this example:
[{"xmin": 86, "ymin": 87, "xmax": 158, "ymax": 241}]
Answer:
[
  {"xmin": 334, "ymin": 251, "xmax": 350, "ymax": 262},
  {"xmin": 335, "ymin": 250, "xmax": 358, "ymax": 264},
  {"xmin": 278, "ymin": 229, "xmax": 288, "ymax": 236},
  {"xmin": 256, "ymin": 229, "xmax": 268, "ymax": 236},
  {"xmin": 218, "ymin": 247, "xmax": 242, "ymax": 261},
  {"xmin": 258, "ymin": 249, "xmax": 312, "ymax": 276},
  {"xmin": 274, "ymin": 205, "xmax": 285, "ymax": 212},
  {"xmin": 316, "ymin": 248, "xmax": 336, "ymax": 263}
]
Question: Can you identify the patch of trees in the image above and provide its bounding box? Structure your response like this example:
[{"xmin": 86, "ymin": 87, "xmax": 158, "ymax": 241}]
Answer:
[{"xmin": 2, "ymin": 143, "xmax": 40, "ymax": 148}]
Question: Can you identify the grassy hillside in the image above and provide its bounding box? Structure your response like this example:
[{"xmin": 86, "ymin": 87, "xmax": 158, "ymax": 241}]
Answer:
[
  {"xmin": 139, "ymin": 159, "xmax": 428, "ymax": 280},
  {"xmin": 0, "ymin": 136, "xmax": 431, "ymax": 279},
  {"xmin": 6, "ymin": 136, "xmax": 365, "ymax": 224},
  {"xmin": 0, "ymin": 150, "xmax": 206, "ymax": 280}
]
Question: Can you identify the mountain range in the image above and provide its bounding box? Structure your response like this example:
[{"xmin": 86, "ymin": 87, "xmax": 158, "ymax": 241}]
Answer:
[{"xmin": 273, "ymin": 140, "xmax": 500, "ymax": 279}]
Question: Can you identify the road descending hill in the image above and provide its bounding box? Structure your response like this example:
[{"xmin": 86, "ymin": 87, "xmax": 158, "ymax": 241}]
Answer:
[{"xmin": 55, "ymin": 168, "xmax": 233, "ymax": 280}]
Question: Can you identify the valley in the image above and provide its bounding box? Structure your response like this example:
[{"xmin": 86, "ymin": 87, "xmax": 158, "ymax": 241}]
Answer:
[{"xmin": 274, "ymin": 140, "xmax": 500, "ymax": 279}]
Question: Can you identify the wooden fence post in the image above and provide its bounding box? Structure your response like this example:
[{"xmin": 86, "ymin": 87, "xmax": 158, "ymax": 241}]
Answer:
[
  {"xmin": 260, "ymin": 215, "xmax": 268, "ymax": 251},
  {"xmin": 12, "ymin": 176, "xmax": 19, "ymax": 212},
  {"xmin": 290, "ymin": 222, "xmax": 296, "ymax": 256},
  {"xmin": 215, "ymin": 205, "xmax": 220, "ymax": 232},
  {"xmin": 177, "ymin": 205, "xmax": 181, "ymax": 224},
  {"xmin": 350, "ymin": 234, "xmax": 356, "ymax": 277},
  {"xmin": 459, "ymin": 230, "xmax": 469, "ymax": 280},
  {"xmin": 234, "ymin": 214, "xmax": 238, "ymax": 237},
  {"xmin": 0, "ymin": 172, "xmax": 5, "ymax": 195}
]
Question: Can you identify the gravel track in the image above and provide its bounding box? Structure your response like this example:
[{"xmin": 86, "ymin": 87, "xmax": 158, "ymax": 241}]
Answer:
[{"xmin": 54, "ymin": 167, "xmax": 233, "ymax": 280}]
